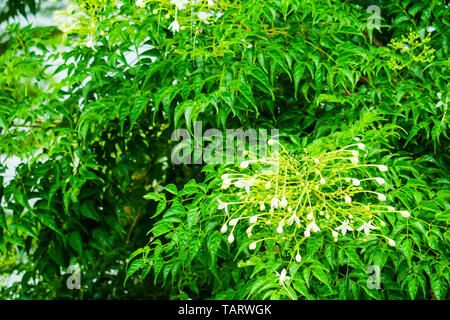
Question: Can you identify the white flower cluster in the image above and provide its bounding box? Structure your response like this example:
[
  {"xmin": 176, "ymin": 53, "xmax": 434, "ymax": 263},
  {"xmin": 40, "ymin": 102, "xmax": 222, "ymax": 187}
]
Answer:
[{"xmin": 216, "ymin": 141, "xmax": 410, "ymax": 258}]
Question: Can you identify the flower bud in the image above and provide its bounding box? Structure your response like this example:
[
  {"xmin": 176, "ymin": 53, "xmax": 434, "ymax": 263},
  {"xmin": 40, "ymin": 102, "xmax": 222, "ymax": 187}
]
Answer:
[
  {"xmin": 249, "ymin": 242, "xmax": 257, "ymax": 250},
  {"xmin": 345, "ymin": 195, "xmax": 352, "ymax": 203},
  {"xmin": 352, "ymin": 178, "xmax": 360, "ymax": 186},
  {"xmin": 249, "ymin": 216, "xmax": 258, "ymax": 224},
  {"xmin": 229, "ymin": 218, "xmax": 239, "ymax": 226},
  {"xmin": 227, "ymin": 233, "xmax": 234, "ymax": 243},
  {"xmin": 378, "ymin": 165, "xmax": 388, "ymax": 172},
  {"xmin": 320, "ymin": 177, "xmax": 326, "ymax": 185},
  {"xmin": 220, "ymin": 224, "xmax": 227, "ymax": 233},
  {"xmin": 375, "ymin": 177, "xmax": 385, "ymax": 185},
  {"xmin": 388, "ymin": 238, "xmax": 396, "ymax": 247},
  {"xmin": 377, "ymin": 193, "xmax": 386, "ymax": 201},
  {"xmin": 276, "ymin": 225, "xmax": 283, "ymax": 234},
  {"xmin": 240, "ymin": 161, "xmax": 249, "ymax": 169},
  {"xmin": 295, "ymin": 253, "xmax": 302, "ymax": 262},
  {"xmin": 400, "ymin": 210, "xmax": 410, "ymax": 218}
]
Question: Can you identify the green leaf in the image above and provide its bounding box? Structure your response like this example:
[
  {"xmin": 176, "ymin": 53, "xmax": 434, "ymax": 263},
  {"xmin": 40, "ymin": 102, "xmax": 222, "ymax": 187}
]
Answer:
[
  {"xmin": 69, "ymin": 231, "xmax": 83, "ymax": 255},
  {"xmin": 129, "ymin": 96, "xmax": 148, "ymax": 130},
  {"xmin": 408, "ymin": 277, "xmax": 419, "ymax": 299}
]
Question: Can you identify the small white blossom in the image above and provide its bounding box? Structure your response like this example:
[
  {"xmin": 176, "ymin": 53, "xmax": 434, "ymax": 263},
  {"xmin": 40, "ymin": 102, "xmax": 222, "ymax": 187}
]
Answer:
[
  {"xmin": 136, "ymin": 0, "xmax": 146, "ymax": 8},
  {"xmin": 314, "ymin": 158, "xmax": 320, "ymax": 164},
  {"xmin": 351, "ymin": 150, "xmax": 359, "ymax": 157},
  {"xmin": 356, "ymin": 143, "xmax": 365, "ymax": 150},
  {"xmin": 280, "ymin": 197, "xmax": 288, "ymax": 208},
  {"xmin": 307, "ymin": 212, "xmax": 314, "ymax": 220},
  {"xmin": 295, "ymin": 253, "xmax": 302, "ymax": 263},
  {"xmin": 374, "ymin": 177, "xmax": 385, "ymax": 185},
  {"xmin": 240, "ymin": 160, "xmax": 249, "ymax": 169},
  {"xmin": 276, "ymin": 225, "xmax": 283, "ymax": 234},
  {"xmin": 335, "ymin": 219, "xmax": 354, "ymax": 236},
  {"xmin": 354, "ymin": 137, "xmax": 361, "ymax": 142},
  {"xmin": 377, "ymin": 193, "xmax": 386, "ymax": 201},
  {"xmin": 259, "ymin": 203, "xmax": 265, "ymax": 211},
  {"xmin": 168, "ymin": 19, "xmax": 180, "ymax": 33},
  {"xmin": 352, "ymin": 178, "xmax": 360, "ymax": 186},
  {"xmin": 229, "ymin": 218, "xmax": 239, "ymax": 226},
  {"xmin": 320, "ymin": 177, "xmax": 326, "ymax": 185},
  {"xmin": 227, "ymin": 233, "xmax": 234, "ymax": 243},
  {"xmin": 197, "ymin": 11, "xmax": 213, "ymax": 23},
  {"xmin": 306, "ymin": 221, "xmax": 321, "ymax": 235},
  {"xmin": 170, "ymin": 0, "xmax": 189, "ymax": 10},
  {"xmin": 235, "ymin": 179, "xmax": 253, "ymax": 195},
  {"xmin": 345, "ymin": 195, "xmax": 352, "ymax": 203},
  {"xmin": 427, "ymin": 26, "xmax": 436, "ymax": 33},
  {"xmin": 271, "ymin": 197, "xmax": 280, "ymax": 210},
  {"xmin": 388, "ymin": 238, "xmax": 396, "ymax": 247},
  {"xmin": 275, "ymin": 268, "xmax": 291, "ymax": 286},
  {"xmin": 220, "ymin": 224, "xmax": 227, "ymax": 233},
  {"xmin": 249, "ymin": 242, "xmax": 257, "ymax": 250},
  {"xmin": 250, "ymin": 215, "xmax": 258, "ymax": 224},
  {"xmin": 332, "ymin": 230, "xmax": 339, "ymax": 238},
  {"xmin": 350, "ymin": 157, "xmax": 359, "ymax": 164},
  {"xmin": 221, "ymin": 178, "xmax": 231, "ymax": 189},
  {"xmin": 377, "ymin": 165, "xmax": 388, "ymax": 172},
  {"xmin": 287, "ymin": 213, "xmax": 300, "ymax": 227},
  {"xmin": 217, "ymin": 199, "xmax": 229, "ymax": 215},
  {"xmin": 357, "ymin": 221, "xmax": 377, "ymax": 236},
  {"xmin": 400, "ymin": 210, "xmax": 410, "ymax": 218},
  {"xmin": 387, "ymin": 206, "xmax": 395, "ymax": 211}
]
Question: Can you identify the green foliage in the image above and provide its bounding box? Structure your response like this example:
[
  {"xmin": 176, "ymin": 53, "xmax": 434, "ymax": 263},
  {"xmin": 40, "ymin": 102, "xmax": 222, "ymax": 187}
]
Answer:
[{"xmin": 0, "ymin": 0, "xmax": 449, "ymax": 299}]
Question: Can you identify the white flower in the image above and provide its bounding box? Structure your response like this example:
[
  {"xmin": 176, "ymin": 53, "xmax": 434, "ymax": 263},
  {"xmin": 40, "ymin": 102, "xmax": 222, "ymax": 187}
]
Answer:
[
  {"xmin": 374, "ymin": 177, "xmax": 385, "ymax": 185},
  {"xmin": 276, "ymin": 225, "xmax": 283, "ymax": 234},
  {"xmin": 197, "ymin": 11, "xmax": 213, "ymax": 23},
  {"xmin": 357, "ymin": 221, "xmax": 377, "ymax": 236},
  {"xmin": 427, "ymin": 26, "xmax": 436, "ymax": 33},
  {"xmin": 351, "ymin": 150, "xmax": 359, "ymax": 157},
  {"xmin": 217, "ymin": 199, "xmax": 229, "ymax": 215},
  {"xmin": 280, "ymin": 197, "xmax": 288, "ymax": 208},
  {"xmin": 304, "ymin": 229, "xmax": 311, "ymax": 238},
  {"xmin": 259, "ymin": 202, "xmax": 265, "ymax": 211},
  {"xmin": 249, "ymin": 242, "xmax": 257, "ymax": 250},
  {"xmin": 229, "ymin": 218, "xmax": 239, "ymax": 226},
  {"xmin": 345, "ymin": 195, "xmax": 352, "ymax": 203},
  {"xmin": 287, "ymin": 213, "xmax": 300, "ymax": 227},
  {"xmin": 377, "ymin": 165, "xmax": 388, "ymax": 172},
  {"xmin": 271, "ymin": 197, "xmax": 280, "ymax": 210},
  {"xmin": 170, "ymin": 0, "xmax": 189, "ymax": 10},
  {"xmin": 332, "ymin": 230, "xmax": 339, "ymax": 238},
  {"xmin": 246, "ymin": 226, "xmax": 252, "ymax": 237},
  {"xmin": 354, "ymin": 137, "xmax": 361, "ymax": 142},
  {"xmin": 295, "ymin": 253, "xmax": 302, "ymax": 263},
  {"xmin": 275, "ymin": 268, "xmax": 291, "ymax": 286},
  {"xmin": 168, "ymin": 19, "xmax": 180, "ymax": 33},
  {"xmin": 380, "ymin": 220, "xmax": 386, "ymax": 227},
  {"xmin": 227, "ymin": 233, "xmax": 234, "ymax": 243},
  {"xmin": 400, "ymin": 210, "xmax": 410, "ymax": 218},
  {"xmin": 240, "ymin": 160, "xmax": 249, "ymax": 169},
  {"xmin": 387, "ymin": 206, "xmax": 395, "ymax": 211},
  {"xmin": 220, "ymin": 224, "xmax": 227, "ymax": 233},
  {"xmin": 305, "ymin": 221, "xmax": 320, "ymax": 237},
  {"xmin": 320, "ymin": 177, "xmax": 326, "ymax": 185},
  {"xmin": 388, "ymin": 238, "xmax": 396, "ymax": 247},
  {"xmin": 136, "ymin": 0, "xmax": 146, "ymax": 8},
  {"xmin": 356, "ymin": 143, "xmax": 365, "ymax": 150},
  {"xmin": 265, "ymin": 180, "xmax": 271, "ymax": 189},
  {"xmin": 350, "ymin": 157, "xmax": 359, "ymax": 164},
  {"xmin": 208, "ymin": 0, "xmax": 214, "ymax": 6},
  {"xmin": 268, "ymin": 139, "xmax": 277, "ymax": 146},
  {"xmin": 249, "ymin": 215, "xmax": 258, "ymax": 224},
  {"xmin": 221, "ymin": 178, "xmax": 231, "ymax": 189},
  {"xmin": 307, "ymin": 212, "xmax": 314, "ymax": 220},
  {"xmin": 314, "ymin": 158, "xmax": 320, "ymax": 164},
  {"xmin": 352, "ymin": 178, "xmax": 360, "ymax": 186},
  {"xmin": 215, "ymin": 12, "xmax": 224, "ymax": 19},
  {"xmin": 335, "ymin": 219, "xmax": 354, "ymax": 236},
  {"xmin": 377, "ymin": 193, "xmax": 386, "ymax": 201},
  {"xmin": 235, "ymin": 179, "xmax": 253, "ymax": 195}
]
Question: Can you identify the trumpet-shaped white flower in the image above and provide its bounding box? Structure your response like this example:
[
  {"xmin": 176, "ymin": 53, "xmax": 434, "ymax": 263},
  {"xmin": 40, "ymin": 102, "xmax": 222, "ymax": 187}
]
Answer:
[
  {"xmin": 280, "ymin": 197, "xmax": 288, "ymax": 208},
  {"xmin": 275, "ymin": 268, "xmax": 291, "ymax": 286},
  {"xmin": 357, "ymin": 221, "xmax": 377, "ymax": 236},
  {"xmin": 235, "ymin": 179, "xmax": 253, "ymax": 195},
  {"xmin": 170, "ymin": 0, "xmax": 189, "ymax": 10},
  {"xmin": 271, "ymin": 197, "xmax": 280, "ymax": 210},
  {"xmin": 217, "ymin": 199, "xmax": 229, "ymax": 215},
  {"xmin": 168, "ymin": 19, "xmax": 180, "ymax": 33},
  {"xmin": 335, "ymin": 219, "xmax": 354, "ymax": 236}
]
